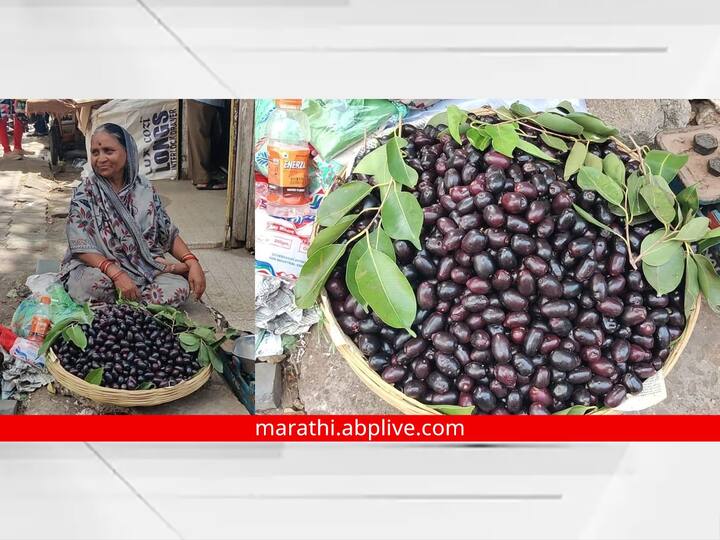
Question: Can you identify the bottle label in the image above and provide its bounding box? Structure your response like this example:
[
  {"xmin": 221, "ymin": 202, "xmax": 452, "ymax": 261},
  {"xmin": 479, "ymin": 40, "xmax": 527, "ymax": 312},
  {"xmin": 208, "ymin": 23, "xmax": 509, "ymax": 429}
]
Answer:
[
  {"xmin": 29, "ymin": 316, "xmax": 51, "ymax": 340},
  {"xmin": 267, "ymin": 144, "xmax": 310, "ymax": 194}
]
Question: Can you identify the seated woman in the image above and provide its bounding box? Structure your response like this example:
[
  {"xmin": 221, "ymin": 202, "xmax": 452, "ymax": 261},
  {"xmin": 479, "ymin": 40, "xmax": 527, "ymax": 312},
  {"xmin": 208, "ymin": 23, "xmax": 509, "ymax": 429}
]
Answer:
[{"xmin": 60, "ymin": 123, "xmax": 206, "ymax": 307}]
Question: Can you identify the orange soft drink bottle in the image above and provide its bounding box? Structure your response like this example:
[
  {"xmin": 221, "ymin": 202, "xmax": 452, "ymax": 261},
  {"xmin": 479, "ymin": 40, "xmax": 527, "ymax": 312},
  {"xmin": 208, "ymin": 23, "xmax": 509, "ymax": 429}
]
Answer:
[
  {"xmin": 266, "ymin": 99, "xmax": 311, "ymax": 218},
  {"xmin": 27, "ymin": 296, "xmax": 52, "ymax": 343}
]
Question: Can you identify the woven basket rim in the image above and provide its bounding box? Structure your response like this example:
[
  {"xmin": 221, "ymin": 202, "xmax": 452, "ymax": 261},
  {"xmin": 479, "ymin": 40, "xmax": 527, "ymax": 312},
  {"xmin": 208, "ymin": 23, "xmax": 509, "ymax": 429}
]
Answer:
[
  {"xmin": 47, "ymin": 349, "xmax": 212, "ymax": 407},
  {"xmin": 316, "ymin": 104, "xmax": 700, "ymax": 415},
  {"xmin": 321, "ymin": 292, "xmax": 700, "ymax": 415}
]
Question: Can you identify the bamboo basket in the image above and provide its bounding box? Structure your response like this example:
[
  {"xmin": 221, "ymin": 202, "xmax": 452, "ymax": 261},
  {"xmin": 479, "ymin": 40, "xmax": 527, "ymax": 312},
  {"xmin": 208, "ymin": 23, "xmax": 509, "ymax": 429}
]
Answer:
[
  {"xmin": 321, "ymin": 292, "xmax": 700, "ymax": 415},
  {"xmin": 316, "ymin": 106, "xmax": 702, "ymax": 415},
  {"xmin": 46, "ymin": 349, "xmax": 212, "ymax": 407}
]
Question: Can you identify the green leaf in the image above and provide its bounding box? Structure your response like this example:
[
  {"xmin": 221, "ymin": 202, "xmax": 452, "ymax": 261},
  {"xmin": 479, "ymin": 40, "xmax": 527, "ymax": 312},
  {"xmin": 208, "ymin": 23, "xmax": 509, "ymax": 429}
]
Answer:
[
  {"xmin": 676, "ymin": 184, "xmax": 699, "ymax": 218},
  {"xmin": 516, "ymin": 139, "xmax": 559, "ymax": 163},
  {"xmin": 645, "ymin": 150, "xmax": 689, "ymax": 183},
  {"xmin": 145, "ymin": 303, "xmax": 171, "ymax": 314},
  {"xmin": 698, "ymin": 227, "xmax": 720, "ymax": 252},
  {"xmin": 169, "ymin": 310, "xmax": 190, "ymax": 328},
  {"xmin": 192, "ymin": 326, "xmax": 216, "ymax": 342},
  {"xmin": 137, "ymin": 381, "xmax": 156, "ymax": 390},
  {"xmin": 565, "ymin": 112, "xmax": 618, "ymax": 137},
  {"xmin": 386, "ymin": 136, "xmax": 418, "ymax": 188},
  {"xmin": 640, "ymin": 229, "xmax": 682, "ymax": 266},
  {"xmin": 356, "ymin": 247, "xmax": 416, "ymax": 331},
  {"xmin": 38, "ymin": 314, "xmax": 94, "ymax": 357},
  {"xmin": 224, "ymin": 328, "xmax": 241, "ymax": 340},
  {"xmin": 564, "ymin": 141, "xmax": 587, "ymax": 179},
  {"xmin": 84, "ymin": 367, "xmax": 103, "ymax": 386},
  {"xmin": 540, "ymin": 132, "xmax": 568, "ymax": 153},
  {"xmin": 553, "ymin": 405, "xmax": 599, "ymax": 415},
  {"xmin": 197, "ymin": 342, "xmax": 211, "ymax": 367},
  {"xmin": 629, "ymin": 213, "xmax": 656, "ymax": 226},
  {"xmin": 466, "ymin": 127, "xmax": 490, "ymax": 151},
  {"xmin": 179, "ymin": 332, "xmax": 201, "ymax": 352},
  {"xmin": 317, "ymin": 182, "xmax": 374, "ymax": 227},
  {"xmin": 677, "ymin": 201, "xmax": 686, "ymax": 226},
  {"xmin": 294, "ymin": 244, "xmax": 347, "ymax": 309},
  {"xmin": 307, "ymin": 214, "xmax": 358, "ymax": 258},
  {"xmin": 428, "ymin": 404, "xmax": 475, "ymax": 415},
  {"xmin": 62, "ymin": 325, "xmax": 87, "ymax": 351},
  {"xmin": 510, "ymin": 101, "xmax": 534, "ymax": 117},
  {"xmin": 602, "ymin": 153, "xmax": 626, "ymax": 187},
  {"xmin": 608, "ymin": 203, "xmax": 626, "ymax": 217},
  {"xmin": 354, "ymin": 144, "xmax": 393, "ymax": 183},
  {"xmin": 205, "ymin": 345, "xmax": 224, "ymax": 373},
  {"xmin": 627, "ymin": 172, "xmax": 649, "ymax": 217},
  {"xmin": 427, "ymin": 111, "xmax": 448, "ymax": 127},
  {"xmin": 495, "ymin": 106, "xmax": 515, "ymax": 121},
  {"xmin": 582, "ymin": 132, "xmax": 611, "ymax": 143},
  {"xmin": 684, "ymin": 255, "xmax": 700, "ymax": 319},
  {"xmin": 381, "ymin": 183, "xmax": 423, "ymax": 249},
  {"xmin": 346, "ymin": 240, "xmax": 369, "ymax": 307},
  {"xmin": 368, "ymin": 226, "xmax": 395, "ymax": 261},
  {"xmin": 572, "ymin": 204, "xmax": 622, "ymax": 239},
  {"xmin": 345, "ymin": 227, "xmax": 395, "ymax": 307},
  {"xmin": 643, "ymin": 253, "xmax": 685, "ymax": 295},
  {"xmin": 576, "ymin": 166, "xmax": 624, "ymax": 206},
  {"xmin": 532, "ymin": 112, "xmax": 584, "ymax": 135},
  {"xmin": 485, "ymin": 123, "xmax": 520, "ymax": 157},
  {"xmin": 584, "ymin": 152, "xmax": 603, "ymax": 171},
  {"xmin": 446, "ymin": 105, "xmax": 468, "ymax": 144},
  {"xmin": 694, "ymin": 254, "xmax": 720, "ymax": 313},
  {"xmin": 676, "ymin": 217, "xmax": 710, "ymax": 242},
  {"xmin": 555, "ymin": 100, "xmax": 575, "ymax": 114},
  {"xmin": 640, "ymin": 178, "xmax": 676, "ymax": 225}
]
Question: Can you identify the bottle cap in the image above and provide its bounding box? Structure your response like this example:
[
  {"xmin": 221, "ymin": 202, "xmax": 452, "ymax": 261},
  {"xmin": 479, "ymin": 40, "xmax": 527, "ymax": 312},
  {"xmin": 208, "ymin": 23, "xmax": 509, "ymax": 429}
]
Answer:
[{"xmin": 275, "ymin": 99, "xmax": 302, "ymax": 109}]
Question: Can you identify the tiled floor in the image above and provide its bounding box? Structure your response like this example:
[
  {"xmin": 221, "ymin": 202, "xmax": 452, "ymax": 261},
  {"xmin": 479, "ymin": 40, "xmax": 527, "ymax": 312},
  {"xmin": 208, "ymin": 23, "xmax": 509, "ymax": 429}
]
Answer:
[
  {"xmin": 196, "ymin": 248, "xmax": 254, "ymax": 333},
  {"xmin": 154, "ymin": 179, "xmax": 254, "ymax": 333},
  {"xmin": 154, "ymin": 180, "xmax": 227, "ymax": 249}
]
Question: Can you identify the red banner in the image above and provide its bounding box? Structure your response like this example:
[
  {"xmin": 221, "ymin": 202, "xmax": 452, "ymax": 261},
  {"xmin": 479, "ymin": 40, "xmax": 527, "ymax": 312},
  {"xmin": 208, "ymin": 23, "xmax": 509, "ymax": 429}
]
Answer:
[{"xmin": 1, "ymin": 415, "xmax": 719, "ymax": 442}]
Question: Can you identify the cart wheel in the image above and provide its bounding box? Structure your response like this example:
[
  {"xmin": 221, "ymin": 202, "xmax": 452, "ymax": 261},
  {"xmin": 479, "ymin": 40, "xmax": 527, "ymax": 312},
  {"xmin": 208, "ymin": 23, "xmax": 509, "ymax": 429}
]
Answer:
[{"xmin": 49, "ymin": 121, "xmax": 61, "ymax": 166}]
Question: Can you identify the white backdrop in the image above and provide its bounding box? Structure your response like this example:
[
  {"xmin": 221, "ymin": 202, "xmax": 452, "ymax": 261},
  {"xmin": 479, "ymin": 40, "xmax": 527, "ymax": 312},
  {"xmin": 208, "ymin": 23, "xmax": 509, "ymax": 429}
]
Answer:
[
  {"xmin": 3, "ymin": 0, "xmax": 720, "ymax": 97},
  {"xmin": 0, "ymin": 442, "xmax": 719, "ymax": 539}
]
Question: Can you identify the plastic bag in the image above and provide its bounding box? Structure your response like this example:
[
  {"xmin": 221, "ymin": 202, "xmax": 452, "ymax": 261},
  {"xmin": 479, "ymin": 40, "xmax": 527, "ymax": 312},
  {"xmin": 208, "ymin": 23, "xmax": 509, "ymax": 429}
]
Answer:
[
  {"xmin": 26, "ymin": 273, "xmax": 60, "ymax": 296},
  {"xmin": 47, "ymin": 284, "xmax": 86, "ymax": 323},
  {"xmin": 11, "ymin": 296, "xmax": 38, "ymax": 338},
  {"xmin": 303, "ymin": 99, "xmax": 405, "ymax": 161},
  {"xmin": 12, "ymin": 279, "xmax": 86, "ymax": 337}
]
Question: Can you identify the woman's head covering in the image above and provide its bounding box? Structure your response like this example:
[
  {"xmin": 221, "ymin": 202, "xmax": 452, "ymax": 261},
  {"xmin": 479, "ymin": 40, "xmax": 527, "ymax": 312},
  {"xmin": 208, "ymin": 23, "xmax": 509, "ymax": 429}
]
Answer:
[{"xmin": 60, "ymin": 123, "xmax": 179, "ymax": 285}]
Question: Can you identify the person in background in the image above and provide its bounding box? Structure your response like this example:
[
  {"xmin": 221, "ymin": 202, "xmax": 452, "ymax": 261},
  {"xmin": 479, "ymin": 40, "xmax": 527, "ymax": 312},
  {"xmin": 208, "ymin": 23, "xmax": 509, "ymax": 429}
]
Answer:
[
  {"xmin": 186, "ymin": 99, "xmax": 228, "ymax": 190},
  {"xmin": 60, "ymin": 123, "xmax": 206, "ymax": 307},
  {"xmin": 30, "ymin": 113, "xmax": 49, "ymax": 137},
  {"xmin": 0, "ymin": 99, "xmax": 26, "ymax": 159}
]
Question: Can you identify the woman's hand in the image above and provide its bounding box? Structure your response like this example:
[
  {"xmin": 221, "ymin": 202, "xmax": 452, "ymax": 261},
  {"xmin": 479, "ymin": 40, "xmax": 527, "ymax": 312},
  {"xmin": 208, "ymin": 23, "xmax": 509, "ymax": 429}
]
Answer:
[
  {"xmin": 154, "ymin": 257, "xmax": 189, "ymax": 275},
  {"xmin": 113, "ymin": 272, "xmax": 141, "ymax": 301},
  {"xmin": 187, "ymin": 261, "xmax": 206, "ymax": 300}
]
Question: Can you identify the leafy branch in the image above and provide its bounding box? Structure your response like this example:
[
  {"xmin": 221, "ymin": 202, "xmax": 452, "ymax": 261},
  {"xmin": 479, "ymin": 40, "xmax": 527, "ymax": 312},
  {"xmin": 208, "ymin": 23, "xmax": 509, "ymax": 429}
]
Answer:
[
  {"xmin": 295, "ymin": 132, "xmax": 422, "ymax": 335},
  {"xmin": 442, "ymin": 102, "xmax": 720, "ymax": 318}
]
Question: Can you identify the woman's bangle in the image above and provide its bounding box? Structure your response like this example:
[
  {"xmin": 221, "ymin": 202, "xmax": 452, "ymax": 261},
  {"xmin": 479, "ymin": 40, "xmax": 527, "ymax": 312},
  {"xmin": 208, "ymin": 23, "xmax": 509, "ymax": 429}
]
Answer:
[
  {"xmin": 98, "ymin": 259, "xmax": 114, "ymax": 274},
  {"xmin": 181, "ymin": 253, "xmax": 198, "ymax": 263},
  {"xmin": 108, "ymin": 270, "xmax": 123, "ymax": 282}
]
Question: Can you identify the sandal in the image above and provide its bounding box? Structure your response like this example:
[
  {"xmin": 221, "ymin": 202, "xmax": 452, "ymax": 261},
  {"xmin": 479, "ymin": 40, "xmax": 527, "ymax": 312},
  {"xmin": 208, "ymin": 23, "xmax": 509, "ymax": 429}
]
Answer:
[{"xmin": 195, "ymin": 181, "xmax": 227, "ymax": 190}]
